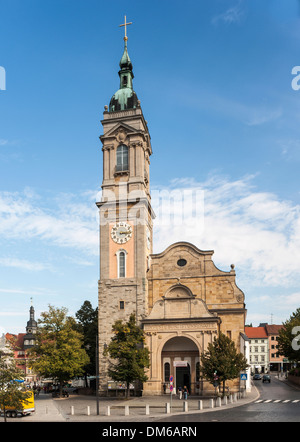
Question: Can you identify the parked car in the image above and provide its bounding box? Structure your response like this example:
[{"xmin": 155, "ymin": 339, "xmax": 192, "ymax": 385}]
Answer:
[
  {"xmin": 253, "ymin": 374, "xmax": 262, "ymax": 380},
  {"xmin": 262, "ymin": 374, "xmax": 271, "ymax": 383}
]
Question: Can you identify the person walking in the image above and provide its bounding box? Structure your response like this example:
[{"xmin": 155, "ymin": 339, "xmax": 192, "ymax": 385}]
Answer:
[
  {"xmin": 178, "ymin": 386, "xmax": 182, "ymax": 399},
  {"xmin": 183, "ymin": 386, "xmax": 188, "ymax": 400}
]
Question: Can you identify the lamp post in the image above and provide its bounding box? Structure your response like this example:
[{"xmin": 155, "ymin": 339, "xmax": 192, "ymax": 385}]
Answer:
[{"xmin": 213, "ymin": 371, "xmax": 219, "ymax": 405}]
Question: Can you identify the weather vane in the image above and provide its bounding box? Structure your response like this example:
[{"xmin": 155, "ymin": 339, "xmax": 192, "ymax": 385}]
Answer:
[{"xmin": 119, "ymin": 15, "xmax": 132, "ymax": 41}]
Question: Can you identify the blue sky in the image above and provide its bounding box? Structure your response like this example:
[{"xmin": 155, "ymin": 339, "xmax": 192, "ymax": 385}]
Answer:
[{"xmin": 1, "ymin": 0, "xmax": 300, "ymax": 334}]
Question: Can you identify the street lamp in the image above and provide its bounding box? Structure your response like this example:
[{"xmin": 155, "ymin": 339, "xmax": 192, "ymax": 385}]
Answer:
[{"xmin": 213, "ymin": 371, "xmax": 219, "ymax": 405}]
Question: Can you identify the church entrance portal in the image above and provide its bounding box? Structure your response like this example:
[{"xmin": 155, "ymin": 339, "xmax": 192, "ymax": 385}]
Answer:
[
  {"xmin": 176, "ymin": 365, "xmax": 191, "ymax": 394},
  {"xmin": 161, "ymin": 336, "xmax": 199, "ymax": 395}
]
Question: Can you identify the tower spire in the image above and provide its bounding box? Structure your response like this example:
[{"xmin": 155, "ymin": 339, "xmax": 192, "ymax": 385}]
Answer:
[
  {"xmin": 109, "ymin": 15, "xmax": 138, "ymax": 112},
  {"xmin": 118, "ymin": 15, "xmax": 133, "ymax": 75}
]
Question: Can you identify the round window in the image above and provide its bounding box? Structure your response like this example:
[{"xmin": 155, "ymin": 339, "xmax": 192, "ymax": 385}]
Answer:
[{"xmin": 177, "ymin": 259, "xmax": 187, "ymax": 267}]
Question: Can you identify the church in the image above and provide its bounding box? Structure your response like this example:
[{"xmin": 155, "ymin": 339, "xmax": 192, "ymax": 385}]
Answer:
[{"xmin": 96, "ymin": 19, "xmax": 247, "ymax": 396}]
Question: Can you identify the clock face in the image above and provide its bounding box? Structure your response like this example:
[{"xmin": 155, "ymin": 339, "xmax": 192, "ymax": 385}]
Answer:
[{"xmin": 111, "ymin": 222, "xmax": 133, "ymax": 244}]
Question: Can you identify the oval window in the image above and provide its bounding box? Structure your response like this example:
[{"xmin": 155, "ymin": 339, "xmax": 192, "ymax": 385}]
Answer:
[{"xmin": 177, "ymin": 259, "xmax": 187, "ymax": 267}]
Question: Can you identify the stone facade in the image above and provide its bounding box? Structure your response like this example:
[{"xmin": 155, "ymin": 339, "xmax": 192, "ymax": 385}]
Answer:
[{"xmin": 142, "ymin": 242, "xmax": 246, "ymax": 395}]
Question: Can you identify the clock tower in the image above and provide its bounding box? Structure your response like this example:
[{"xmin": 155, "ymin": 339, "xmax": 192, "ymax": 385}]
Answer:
[{"xmin": 96, "ymin": 19, "xmax": 154, "ymax": 394}]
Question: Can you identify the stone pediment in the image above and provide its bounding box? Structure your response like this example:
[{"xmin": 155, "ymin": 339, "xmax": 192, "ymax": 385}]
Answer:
[
  {"xmin": 101, "ymin": 121, "xmax": 149, "ymax": 143},
  {"xmin": 101, "ymin": 122, "xmax": 137, "ymax": 141},
  {"xmin": 146, "ymin": 284, "xmax": 217, "ymax": 321}
]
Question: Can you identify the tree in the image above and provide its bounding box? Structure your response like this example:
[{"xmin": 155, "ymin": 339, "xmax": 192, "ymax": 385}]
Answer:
[
  {"xmin": 278, "ymin": 308, "xmax": 300, "ymax": 365},
  {"xmin": 0, "ymin": 350, "xmax": 31, "ymax": 422},
  {"xmin": 75, "ymin": 300, "xmax": 98, "ymax": 385},
  {"xmin": 201, "ymin": 332, "xmax": 248, "ymax": 396},
  {"xmin": 104, "ymin": 313, "xmax": 150, "ymax": 398},
  {"xmin": 28, "ymin": 305, "xmax": 89, "ymax": 397}
]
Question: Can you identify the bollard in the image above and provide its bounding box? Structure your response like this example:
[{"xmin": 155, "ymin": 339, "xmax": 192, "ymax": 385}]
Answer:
[
  {"xmin": 71, "ymin": 406, "xmax": 74, "ymax": 415},
  {"xmin": 183, "ymin": 401, "xmax": 188, "ymax": 412},
  {"xmin": 106, "ymin": 406, "xmax": 110, "ymax": 416},
  {"xmin": 210, "ymin": 399, "xmax": 214, "ymax": 408},
  {"xmin": 87, "ymin": 406, "xmax": 90, "ymax": 416},
  {"xmin": 45, "ymin": 406, "xmax": 48, "ymax": 414},
  {"xmin": 125, "ymin": 405, "xmax": 129, "ymax": 416},
  {"xmin": 198, "ymin": 400, "xmax": 203, "ymax": 410},
  {"xmin": 145, "ymin": 404, "xmax": 150, "ymax": 415},
  {"xmin": 233, "ymin": 393, "xmax": 237, "ymax": 402},
  {"xmin": 165, "ymin": 403, "xmax": 170, "ymax": 414},
  {"xmin": 229, "ymin": 394, "xmax": 233, "ymax": 403},
  {"xmin": 223, "ymin": 396, "xmax": 227, "ymax": 405},
  {"xmin": 216, "ymin": 397, "xmax": 222, "ymax": 407}
]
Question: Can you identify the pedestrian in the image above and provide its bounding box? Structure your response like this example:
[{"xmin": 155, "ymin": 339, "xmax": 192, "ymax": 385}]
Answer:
[
  {"xmin": 183, "ymin": 386, "xmax": 188, "ymax": 400},
  {"xmin": 163, "ymin": 383, "xmax": 166, "ymax": 394},
  {"xmin": 178, "ymin": 386, "xmax": 182, "ymax": 399}
]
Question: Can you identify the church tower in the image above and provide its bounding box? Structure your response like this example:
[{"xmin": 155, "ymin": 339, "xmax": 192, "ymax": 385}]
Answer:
[
  {"xmin": 96, "ymin": 18, "xmax": 154, "ymax": 393},
  {"xmin": 23, "ymin": 299, "xmax": 37, "ymax": 350}
]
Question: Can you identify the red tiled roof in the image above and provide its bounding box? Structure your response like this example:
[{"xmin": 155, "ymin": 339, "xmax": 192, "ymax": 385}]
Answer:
[
  {"xmin": 265, "ymin": 324, "xmax": 284, "ymax": 335},
  {"xmin": 5, "ymin": 332, "xmax": 25, "ymax": 350},
  {"xmin": 245, "ymin": 327, "xmax": 268, "ymax": 338}
]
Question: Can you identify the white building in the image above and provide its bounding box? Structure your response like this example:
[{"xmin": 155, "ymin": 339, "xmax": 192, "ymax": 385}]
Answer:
[{"xmin": 245, "ymin": 327, "xmax": 269, "ymax": 374}]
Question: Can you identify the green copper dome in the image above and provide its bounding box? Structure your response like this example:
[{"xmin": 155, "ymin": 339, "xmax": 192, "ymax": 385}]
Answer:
[{"xmin": 109, "ymin": 40, "xmax": 138, "ymax": 112}]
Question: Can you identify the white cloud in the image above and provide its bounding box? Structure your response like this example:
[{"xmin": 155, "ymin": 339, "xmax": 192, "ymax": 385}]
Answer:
[
  {"xmin": 177, "ymin": 86, "xmax": 282, "ymax": 127},
  {"xmin": 152, "ymin": 175, "xmax": 300, "ymax": 288},
  {"xmin": 279, "ymin": 138, "xmax": 300, "ymax": 162},
  {"xmin": 0, "ymin": 257, "xmax": 51, "ymax": 272},
  {"xmin": 0, "ymin": 311, "xmax": 26, "ymax": 317},
  {"xmin": 0, "ymin": 288, "xmax": 50, "ymax": 296},
  {"xmin": 0, "ymin": 189, "xmax": 98, "ymax": 255},
  {"xmin": 275, "ymin": 292, "xmax": 300, "ymax": 308},
  {"xmin": 212, "ymin": 2, "xmax": 245, "ymax": 26},
  {"xmin": 0, "ymin": 177, "xmax": 299, "ymax": 293},
  {"xmin": 245, "ymin": 109, "xmax": 282, "ymax": 126}
]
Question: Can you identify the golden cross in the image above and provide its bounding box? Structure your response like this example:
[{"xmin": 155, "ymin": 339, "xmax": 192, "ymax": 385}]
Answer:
[{"xmin": 119, "ymin": 15, "xmax": 132, "ymax": 41}]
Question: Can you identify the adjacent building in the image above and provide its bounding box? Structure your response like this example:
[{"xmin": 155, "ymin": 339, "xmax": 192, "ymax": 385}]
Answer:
[
  {"xmin": 5, "ymin": 303, "xmax": 38, "ymax": 385},
  {"xmin": 245, "ymin": 326, "xmax": 269, "ymax": 374},
  {"xmin": 245, "ymin": 324, "xmax": 289, "ymax": 374},
  {"xmin": 265, "ymin": 324, "xmax": 285, "ymax": 372}
]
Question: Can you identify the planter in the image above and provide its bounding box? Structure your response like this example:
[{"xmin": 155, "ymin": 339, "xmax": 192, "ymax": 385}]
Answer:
[{"xmin": 288, "ymin": 375, "xmax": 300, "ymax": 386}]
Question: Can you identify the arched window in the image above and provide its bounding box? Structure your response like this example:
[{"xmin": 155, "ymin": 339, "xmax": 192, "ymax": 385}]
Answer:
[
  {"xmin": 119, "ymin": 251, "xmax": 125, "ymax": 277},
  {"xmin": 164, "ymin": 362, "xmax": 170, "ymax": 382},
  {"xmin": 116, "ymin": 144, "xmax": 128, "ymax": 172},
  {"xmin": 116, "ymin": 249, "xmax": 127, "ymax": 278}
]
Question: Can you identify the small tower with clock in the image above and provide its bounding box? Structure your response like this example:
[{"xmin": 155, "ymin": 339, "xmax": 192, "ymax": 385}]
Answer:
[{"xmin": 96, "ymin": 17, "xmax": 154, "ymax": 394}]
